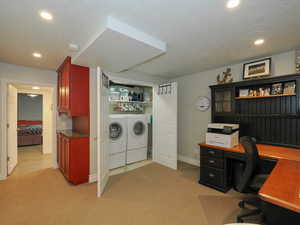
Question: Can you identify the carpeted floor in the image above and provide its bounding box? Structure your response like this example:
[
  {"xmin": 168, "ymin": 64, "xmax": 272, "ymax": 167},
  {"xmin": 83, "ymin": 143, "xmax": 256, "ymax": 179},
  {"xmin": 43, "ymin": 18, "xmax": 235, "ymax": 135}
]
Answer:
[{"xmin": 0, "ymin": 162, "xmax": 246, "ymax": 225}]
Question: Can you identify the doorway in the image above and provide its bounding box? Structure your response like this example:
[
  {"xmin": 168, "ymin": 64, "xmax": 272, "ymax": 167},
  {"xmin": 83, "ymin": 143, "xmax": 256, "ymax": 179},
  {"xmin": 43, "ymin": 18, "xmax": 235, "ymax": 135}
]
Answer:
[
  {"xmin": 96, "ymin": 68, "xmax": 178, "ymax": 196},
  {"xmin": 6, "ymin": 83, "xmax": 56, "ymax": 177},
  {"xmin": 108, "ymin": 81, "xmax": 154, "ymax": 176}
]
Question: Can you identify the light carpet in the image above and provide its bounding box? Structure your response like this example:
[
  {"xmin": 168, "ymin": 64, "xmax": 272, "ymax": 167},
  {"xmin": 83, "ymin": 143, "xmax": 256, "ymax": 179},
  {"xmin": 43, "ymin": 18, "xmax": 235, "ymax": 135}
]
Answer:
[{"xmin": 0, "ymin": 162, "xmax": 244, "ymax": 225}]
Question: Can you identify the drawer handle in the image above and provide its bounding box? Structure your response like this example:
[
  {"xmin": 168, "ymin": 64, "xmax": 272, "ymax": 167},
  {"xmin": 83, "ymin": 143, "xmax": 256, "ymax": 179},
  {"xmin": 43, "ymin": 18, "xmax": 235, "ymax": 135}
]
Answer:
[
  {"xmin": 208, "ymin": 151, "xmax": 215, "ymax": 155},
  {"xmin": 209, "ymin": 160, "xmax": 215, "ymax": 164},
  {"xmin": 209, "ymin": 173, "xmax": 215, "ymax": 178}
]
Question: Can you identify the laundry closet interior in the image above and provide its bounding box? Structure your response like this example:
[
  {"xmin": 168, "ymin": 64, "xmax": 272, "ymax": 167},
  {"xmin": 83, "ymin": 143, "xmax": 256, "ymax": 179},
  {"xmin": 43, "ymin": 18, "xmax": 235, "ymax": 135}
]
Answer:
[{"xmin": 108, "ymin": 79, "xmax": 153, "ymax": 173}]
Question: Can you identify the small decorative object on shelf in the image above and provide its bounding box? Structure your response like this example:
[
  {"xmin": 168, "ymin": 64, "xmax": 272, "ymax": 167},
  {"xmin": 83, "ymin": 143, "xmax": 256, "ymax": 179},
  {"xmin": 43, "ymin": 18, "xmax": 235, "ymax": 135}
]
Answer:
[
  {"xmin": 271, "ymin": 83, "xmax": 283, "ymax": 95},
  {"xmin": 243, "ymin": 58, "xmax": 271, "ymax": 80},
  {"xmin": 283, "ymin": 81, "xmax": 296, "ymax": 95},
  {"xmin": 259, "ymin": 87, "xmax": 270, "ymax": 96},
  {"xmin": 217, "ymin": 68, "xmax": 233, "ymax": 84}
]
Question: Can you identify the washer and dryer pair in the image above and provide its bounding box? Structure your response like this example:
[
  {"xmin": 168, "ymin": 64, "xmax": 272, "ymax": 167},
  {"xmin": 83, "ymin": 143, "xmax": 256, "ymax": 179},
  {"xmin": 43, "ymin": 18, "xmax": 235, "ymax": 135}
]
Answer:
[{"xmin": 109, "ymin": 114, "xmax": 148, "ymax": 169}]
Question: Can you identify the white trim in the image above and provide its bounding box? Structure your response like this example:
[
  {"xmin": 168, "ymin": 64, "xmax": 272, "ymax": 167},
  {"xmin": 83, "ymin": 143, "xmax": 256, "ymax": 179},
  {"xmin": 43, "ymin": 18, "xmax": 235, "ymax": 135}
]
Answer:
[
  {"xmin": 178, "ymin": 154, "xmax": 200, "ymax": 167},
  {"xmin": 89, "ymin": 173, "xmax": 97, "ymax": 183},
  {"xmin": 0, "ymin": 79, "xmax": 57, "ymax": 180},
  {"xmin": 108, "ymin": 75, "xmax": 156, "ymax": 88}
]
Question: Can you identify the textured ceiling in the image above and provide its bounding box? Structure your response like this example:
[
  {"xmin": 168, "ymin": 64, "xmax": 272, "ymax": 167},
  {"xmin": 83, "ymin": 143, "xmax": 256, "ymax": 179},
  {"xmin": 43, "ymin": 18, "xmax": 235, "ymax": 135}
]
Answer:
[{"xmin": 0, "ymin": 0, "xmax": 300, "ymax": 77}]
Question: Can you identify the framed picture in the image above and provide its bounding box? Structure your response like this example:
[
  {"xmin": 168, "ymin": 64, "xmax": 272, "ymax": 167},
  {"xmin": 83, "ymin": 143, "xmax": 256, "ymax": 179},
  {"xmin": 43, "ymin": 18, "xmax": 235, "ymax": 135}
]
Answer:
[
  {"xmin": 243, "ymin": 58, "xmax": 271, "ymax": 80},
  {"xmin": 239, "ymin": 89, "xmax": 249, "ymax": 97}
]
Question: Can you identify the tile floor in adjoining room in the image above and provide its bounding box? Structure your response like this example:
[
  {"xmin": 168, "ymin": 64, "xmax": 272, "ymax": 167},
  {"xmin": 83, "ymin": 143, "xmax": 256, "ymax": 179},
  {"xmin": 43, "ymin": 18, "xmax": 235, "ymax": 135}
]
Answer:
[{"xmin": 11, "ymin": 145, "xmax": 53, "ymax": 177}]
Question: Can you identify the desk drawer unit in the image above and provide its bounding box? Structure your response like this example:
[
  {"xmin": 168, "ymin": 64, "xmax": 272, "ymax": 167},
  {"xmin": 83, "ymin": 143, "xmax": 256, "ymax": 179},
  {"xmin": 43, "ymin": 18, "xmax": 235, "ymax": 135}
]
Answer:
[
  {"xmin": 201, "ymin": 147, "xmax": 224, "ymax": 158},
  {"xmin": 201, "ymin": 156, "xmax": 224, "ymax": 169},
  {"xmin": 199, "ymin": 146, "xmax": 231, "ymax": 192},
  {"xmin": 200, "ymin": 166, "xmax": 224, "ymax": 187}
]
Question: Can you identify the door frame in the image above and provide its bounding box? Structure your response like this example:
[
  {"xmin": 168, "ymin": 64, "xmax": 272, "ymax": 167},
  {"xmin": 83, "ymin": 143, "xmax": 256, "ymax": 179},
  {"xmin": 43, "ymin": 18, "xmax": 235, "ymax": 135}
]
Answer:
[
  {"xmin": 0, "ymin": 79, "xmax": 57, "ymax": 180},
  {"xmin": 99, "ymin": 74, "xmax": 174, "ymax": 169}
]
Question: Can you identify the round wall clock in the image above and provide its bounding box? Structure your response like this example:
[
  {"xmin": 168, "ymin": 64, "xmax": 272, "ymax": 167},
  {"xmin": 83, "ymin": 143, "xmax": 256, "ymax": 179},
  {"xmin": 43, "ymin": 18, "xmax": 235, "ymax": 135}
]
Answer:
[{"xmin": 195, "ymin": 96, "xmax": 211, "ymax": 111}]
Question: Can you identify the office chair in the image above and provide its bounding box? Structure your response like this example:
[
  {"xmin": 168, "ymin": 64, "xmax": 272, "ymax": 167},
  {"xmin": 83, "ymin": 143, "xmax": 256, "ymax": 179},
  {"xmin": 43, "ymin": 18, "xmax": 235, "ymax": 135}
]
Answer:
[{"xmin": 235, "ymin": 136, "xmax": 269, "ymax": 223}]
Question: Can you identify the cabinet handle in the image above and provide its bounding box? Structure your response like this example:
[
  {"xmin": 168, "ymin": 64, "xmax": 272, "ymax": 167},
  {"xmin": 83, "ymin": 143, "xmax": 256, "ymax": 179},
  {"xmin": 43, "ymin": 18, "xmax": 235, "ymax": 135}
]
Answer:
[
  {"xmin": 209, "ymin": 173, "xmax": 215, "ymax": 178},
  {"xmin": 209, "ymin": 160, "xmax": 215, "ymax": 164}
]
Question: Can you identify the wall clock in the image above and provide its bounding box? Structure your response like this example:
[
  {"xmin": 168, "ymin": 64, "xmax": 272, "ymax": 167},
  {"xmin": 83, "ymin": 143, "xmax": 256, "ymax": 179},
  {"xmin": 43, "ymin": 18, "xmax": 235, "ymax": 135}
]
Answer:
[{"xmin": 195, "ymin": 96, "xmax": 211, "ymax": 111}]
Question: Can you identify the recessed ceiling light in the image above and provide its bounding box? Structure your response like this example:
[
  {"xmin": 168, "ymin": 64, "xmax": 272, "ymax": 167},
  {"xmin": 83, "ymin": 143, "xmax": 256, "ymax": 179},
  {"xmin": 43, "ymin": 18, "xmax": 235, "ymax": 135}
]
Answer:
[
  {"xmin": 32, "ymin": 86, "xmax": 40, "ymax": 90},
  {"xmin": 27, "ymin": 94, "xmax": 38, "ymax": 98},
  {"xmin": 39, "ymin": 11, "xmax": 53, "ymax": 21},
  {"xmin": 68, "ymin": 43, "xmax": 80, "ymax": 52},
  {"xmin": 254, "ymin": 39, "xmax": 265, "ymax": 46},
  {"xmin": 226, "ymin": 0, "xmax": 240, "ymax": 9},
  {"xmin": 32, "ymin": 52, "xmax": 42, "ymax": 58}
]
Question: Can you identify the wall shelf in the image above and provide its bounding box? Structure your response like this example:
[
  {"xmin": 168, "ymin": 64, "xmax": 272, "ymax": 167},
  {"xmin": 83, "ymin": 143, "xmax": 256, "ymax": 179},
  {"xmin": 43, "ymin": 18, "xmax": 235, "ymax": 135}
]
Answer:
[
  {"xmin": 210, "ymin": 74, "xmax": 300, "ymax": 148},
  {"xmin": 235, "ymin": 94, "xmax": 296, "ymax": 100},
  {"xmin": 109, "ymin": 100, "xmax": 151, "ymax": 104}
]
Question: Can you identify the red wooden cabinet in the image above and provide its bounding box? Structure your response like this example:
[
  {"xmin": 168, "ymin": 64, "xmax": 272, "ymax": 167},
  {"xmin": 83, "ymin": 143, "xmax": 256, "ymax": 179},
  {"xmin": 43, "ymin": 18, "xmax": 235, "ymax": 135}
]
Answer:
[
  {"xmin": 57, "ymin": 132, "xmax": 89, "ymax": 185},
  {"xmin": 57, "ymin": 57, "xmax": 89, "ymax": 116}
]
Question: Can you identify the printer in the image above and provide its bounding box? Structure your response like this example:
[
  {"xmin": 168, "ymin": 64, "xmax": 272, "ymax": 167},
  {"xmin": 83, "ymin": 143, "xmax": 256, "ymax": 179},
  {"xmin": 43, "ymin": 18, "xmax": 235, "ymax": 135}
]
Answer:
[{"xmin": 205, "ymin": 123, "xmax": 239, "ymax": 148}]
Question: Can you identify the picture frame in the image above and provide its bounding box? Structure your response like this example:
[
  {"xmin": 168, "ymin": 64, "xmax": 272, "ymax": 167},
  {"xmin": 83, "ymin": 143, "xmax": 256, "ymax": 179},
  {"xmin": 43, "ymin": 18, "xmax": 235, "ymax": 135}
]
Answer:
[
  {"xmin": 239, "ymin": 89, "xmax": 249, "ymax": 97},
  {"xmin": 243, "ymin": 58, "xmax": 272, "ymax": 80}
]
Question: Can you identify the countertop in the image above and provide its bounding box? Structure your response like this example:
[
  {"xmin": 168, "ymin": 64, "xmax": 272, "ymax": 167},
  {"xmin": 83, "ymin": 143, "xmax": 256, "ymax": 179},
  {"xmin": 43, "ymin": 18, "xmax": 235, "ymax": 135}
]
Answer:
[{"xmin": 58, "ymin": 130, "xmax": 89, "ymax": 139}]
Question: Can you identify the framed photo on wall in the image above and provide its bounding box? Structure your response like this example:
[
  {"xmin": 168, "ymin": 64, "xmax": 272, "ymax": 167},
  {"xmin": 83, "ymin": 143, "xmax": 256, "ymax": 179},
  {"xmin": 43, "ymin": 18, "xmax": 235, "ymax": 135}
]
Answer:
[{"xmin": 243, "ymin": 58, "xmax": 272, "ymax": 80}]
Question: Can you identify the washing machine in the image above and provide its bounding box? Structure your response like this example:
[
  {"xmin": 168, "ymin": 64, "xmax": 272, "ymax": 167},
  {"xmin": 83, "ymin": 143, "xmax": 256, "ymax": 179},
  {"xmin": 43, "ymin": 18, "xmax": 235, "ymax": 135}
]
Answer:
[
  {"xmin": 109, "ymin": 115, "xmax": 127, "ymax": 169},
  {"xmin": 127, "ymin": 115, "xmax": 148, "ymax": 164}
]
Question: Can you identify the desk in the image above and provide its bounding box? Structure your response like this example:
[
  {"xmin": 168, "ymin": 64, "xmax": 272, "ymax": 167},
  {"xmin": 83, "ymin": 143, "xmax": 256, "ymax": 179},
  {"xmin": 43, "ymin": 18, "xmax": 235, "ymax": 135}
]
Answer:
[{"xmin": 198, "ymin": 143, "xmax": 300, "ymax": 216}]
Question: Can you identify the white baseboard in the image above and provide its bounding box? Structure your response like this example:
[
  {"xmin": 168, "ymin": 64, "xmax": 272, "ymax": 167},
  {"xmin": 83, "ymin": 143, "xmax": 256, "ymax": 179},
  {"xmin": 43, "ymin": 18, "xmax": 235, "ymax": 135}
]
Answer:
[
  {"xmin": 178, "ymin": 154, "xmax": 200, "ymax": 167},
  {"xmin": 89, "ymin": 173, "xmax": 97, "ymax": 183}
]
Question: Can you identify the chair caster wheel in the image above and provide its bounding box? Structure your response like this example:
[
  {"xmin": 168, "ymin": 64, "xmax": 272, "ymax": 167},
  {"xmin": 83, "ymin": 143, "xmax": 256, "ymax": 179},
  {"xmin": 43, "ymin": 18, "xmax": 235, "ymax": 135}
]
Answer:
[
  {"xmin": 239, "ymin": 201, "xmax": 245, "ymax": 209},
  {"xmin": 237, "ymin": 217, "xmax": 243, "ymax": 223}
]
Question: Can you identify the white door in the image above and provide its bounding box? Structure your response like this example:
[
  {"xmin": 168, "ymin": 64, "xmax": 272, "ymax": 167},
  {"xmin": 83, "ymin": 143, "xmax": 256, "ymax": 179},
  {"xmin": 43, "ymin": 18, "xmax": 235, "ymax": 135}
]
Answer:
[
  {"xmin": 7, "ymin": 84, "xmax": 18, "ymax": 175},
  {"xmin": 97, "ymin": 67, "xmax": 110, "ymax": 197},
  {"xmin": 153, "ymin": 82, "xmax": 178, "ymax": 170}
]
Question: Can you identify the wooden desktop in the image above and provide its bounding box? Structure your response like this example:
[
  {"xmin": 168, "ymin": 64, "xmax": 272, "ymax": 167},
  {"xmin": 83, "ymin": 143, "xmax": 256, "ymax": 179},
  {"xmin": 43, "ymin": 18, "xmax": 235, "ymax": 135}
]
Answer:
[{"xmin": 199, "ymin": 143, "xmax": 300, "ymax": 224}]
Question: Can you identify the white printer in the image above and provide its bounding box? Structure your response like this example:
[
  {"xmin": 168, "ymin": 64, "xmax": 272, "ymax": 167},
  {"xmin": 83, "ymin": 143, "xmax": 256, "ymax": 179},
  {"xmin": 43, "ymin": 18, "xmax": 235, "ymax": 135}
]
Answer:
[{"xmin": 205, "ymin": 123, "xmax": 239, "ymax": 148}]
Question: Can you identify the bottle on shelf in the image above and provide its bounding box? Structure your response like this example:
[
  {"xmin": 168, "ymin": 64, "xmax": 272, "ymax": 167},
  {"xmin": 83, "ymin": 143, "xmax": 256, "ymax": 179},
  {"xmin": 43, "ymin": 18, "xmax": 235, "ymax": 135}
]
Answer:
[{"xmin": 128, "ymin": 91, "xmax": 133, "ymax": 101}]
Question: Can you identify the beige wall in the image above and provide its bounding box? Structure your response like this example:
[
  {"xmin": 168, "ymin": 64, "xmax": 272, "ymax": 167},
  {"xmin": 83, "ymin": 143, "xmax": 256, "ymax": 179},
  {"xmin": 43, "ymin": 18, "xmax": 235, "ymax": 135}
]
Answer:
[{"xmin": 174, "ymin": 50, "xmax": 296, "ymax": 165}]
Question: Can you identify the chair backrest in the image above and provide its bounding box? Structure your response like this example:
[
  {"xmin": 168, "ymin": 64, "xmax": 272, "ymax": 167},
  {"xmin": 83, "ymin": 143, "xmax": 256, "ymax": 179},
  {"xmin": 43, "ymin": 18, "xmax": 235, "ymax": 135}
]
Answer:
[{"xmin": 236, "ymin": 136, "xmax": 260, "ymax": 193}]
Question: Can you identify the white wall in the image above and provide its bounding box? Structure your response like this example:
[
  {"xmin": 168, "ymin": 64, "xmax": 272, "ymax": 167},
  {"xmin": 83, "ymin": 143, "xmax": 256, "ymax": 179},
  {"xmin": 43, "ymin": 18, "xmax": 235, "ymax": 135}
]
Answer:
[
  {"xmin": 174, "ymin": 50, "xmax": 296, "ymax": 165},
  {"xmin": 0, "ymin": 62, "xmax": 58, "ymax": 179}
]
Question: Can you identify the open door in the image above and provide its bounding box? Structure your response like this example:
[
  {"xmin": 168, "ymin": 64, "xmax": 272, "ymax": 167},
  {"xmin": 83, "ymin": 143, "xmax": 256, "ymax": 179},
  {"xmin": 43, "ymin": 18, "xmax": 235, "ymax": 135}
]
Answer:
[
  {"xmin": 153, "ymin": 82, "xmax": 178, "ymax": 170},
  {"xmin": 97, "ymin": 67, "xmax": 110, "ymax": 197},
  {"xmin": 7, "ymin": 84, "xmax": 18, "ymax": 175}
]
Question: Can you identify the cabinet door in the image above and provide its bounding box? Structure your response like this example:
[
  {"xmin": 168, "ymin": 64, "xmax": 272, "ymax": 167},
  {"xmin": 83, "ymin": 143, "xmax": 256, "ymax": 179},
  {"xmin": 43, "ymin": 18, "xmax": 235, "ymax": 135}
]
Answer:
[
  {"xmin": 64, "ymin": 63, "xmax": 70, "ymax": 112},
  {"xmin": 59, "ymin": 135, "xmax": 65, "ymax": 172},
  {"xmin": 213, "ymin": 88, "xmax": 235, "ymax": 115},
  {"xmin": 57, "ymin": 71, "xmax": 62, "ymax": 111},
  {"xmin": 64, "ymin": 138, "xmax": 70, "ymax": 179},
  {"xmin": 57, "ymin": 134, "xmax": 60, "ymax": 164},
  {"xmin": 61, "ymin": 66, "xmax": 67, "ymax": 111}
]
